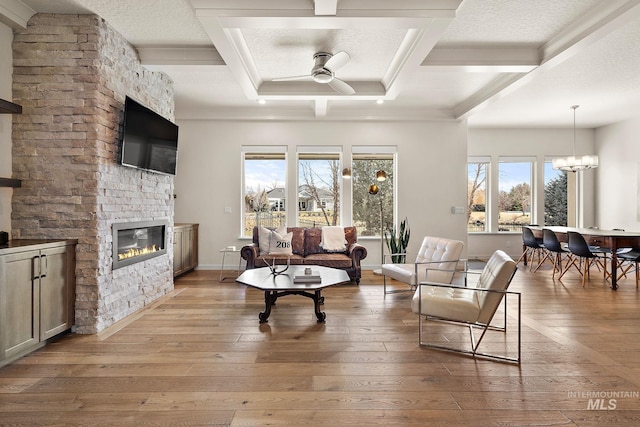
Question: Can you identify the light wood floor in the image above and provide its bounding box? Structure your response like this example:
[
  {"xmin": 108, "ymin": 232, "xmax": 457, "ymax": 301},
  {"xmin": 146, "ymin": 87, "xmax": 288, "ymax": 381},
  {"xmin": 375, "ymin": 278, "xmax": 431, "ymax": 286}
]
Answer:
[{"xmin": 2, "ymin": 261, "xmax": 640, "ymax": 426}]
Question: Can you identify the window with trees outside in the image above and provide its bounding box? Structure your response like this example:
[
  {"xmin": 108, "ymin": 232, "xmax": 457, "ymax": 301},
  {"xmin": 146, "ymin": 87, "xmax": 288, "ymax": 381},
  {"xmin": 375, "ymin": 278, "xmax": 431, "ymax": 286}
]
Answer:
[
  {"xmin": 350, "ymin": 151, "xmax": 395, "ymax": 237},
  {"xmin": 297, "ymin": 150, "xmax": 341, "ymax": 228},
  {"xmin": 242, "ymin": 147, "xmax": 286, "ymax": 237},
  {"xmin": 498, "ymin": 158, "xmax": 533, "ymax": 232},
  {"xmin": 467, "ymin": 159, "xmax": 488, "ymax": 232},
  {"xmin": 468, "ymin": 157, "xmax": 571, "ymax": 233},
  {"xmin": 544, "ymin": 160, "xmax": 568, "ymax": 226}
]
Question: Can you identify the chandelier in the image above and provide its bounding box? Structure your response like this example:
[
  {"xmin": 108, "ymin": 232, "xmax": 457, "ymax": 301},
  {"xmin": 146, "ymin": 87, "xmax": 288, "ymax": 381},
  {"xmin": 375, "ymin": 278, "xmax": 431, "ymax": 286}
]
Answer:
[{"xmin": 552, "ymin": 105, "xmax": 599, "ymax": 172}]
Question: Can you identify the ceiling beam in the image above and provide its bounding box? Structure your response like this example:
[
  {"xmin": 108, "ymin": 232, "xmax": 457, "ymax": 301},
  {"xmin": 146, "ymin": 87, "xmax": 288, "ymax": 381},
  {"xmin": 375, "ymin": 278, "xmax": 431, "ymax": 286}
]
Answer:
[
  {"xmin": 258, "ymin": 81, "xmax": 385, "ymax": 99},
  {"xmin": 453, "ymin": 0, "xmax": 640, "ymax": 120},
  {"xmin": 192, "ymin": 0, "xmax": 461, "ymax": 19},
  {"xmin": 382, "ymin": 16, "xmax": 454, "ymax": 99},
  {"xmin": 539, "ymin": 0, "xmax": 640, "ymax": 65},
  {"xmin": 195, "ymin": 16, "xmax": 263, "ymax": 99},
  {"xmin": 422, "ymin": 47, "xmax": 539, "ymax": 72},
  {"xmin": 315, "ymin": 99, "xmax": 328, "ymax": 117},
  {"xmin": 215, "ymin": 15, "xmax": 453, "ymax": 29},
  {"xmin": 0, "ymin": 0, "xmax": 36, "ymax": 29},
  {"xmin": 138, "ymin": 47, "xmax": 225, "ymax": 66},
  {"xmin": 315, "ymin": 0, "xmax": 337, "ymax": 16},
  {"xmin": 175, "ymin": 105, "xmax": 455, "ymax": 122}
]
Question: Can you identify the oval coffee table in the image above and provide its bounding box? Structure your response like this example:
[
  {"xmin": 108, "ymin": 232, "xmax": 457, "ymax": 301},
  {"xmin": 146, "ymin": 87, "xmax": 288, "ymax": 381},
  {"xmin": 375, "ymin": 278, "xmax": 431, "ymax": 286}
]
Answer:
[{"xmin": 236, "ymin": 265, "xmax": 350, "ymax": 323}]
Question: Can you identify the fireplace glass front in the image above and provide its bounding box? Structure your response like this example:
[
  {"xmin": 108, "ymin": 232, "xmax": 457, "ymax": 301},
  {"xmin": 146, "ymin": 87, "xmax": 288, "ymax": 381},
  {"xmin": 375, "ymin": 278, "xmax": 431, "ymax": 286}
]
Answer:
[{"xmin": 112, "ymin": 220, "xmax": 168, "ymax": 269}]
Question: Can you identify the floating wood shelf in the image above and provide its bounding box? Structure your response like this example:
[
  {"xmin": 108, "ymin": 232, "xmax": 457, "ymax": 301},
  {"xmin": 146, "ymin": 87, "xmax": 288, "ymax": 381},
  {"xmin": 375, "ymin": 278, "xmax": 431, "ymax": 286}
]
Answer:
[
  {"xmin": 0, "ymin": 99, "xmax": 22, "ymax": 114},
  {"xmin": 0, "ymin": 178, "xmax": 21, "ymax": 188}
]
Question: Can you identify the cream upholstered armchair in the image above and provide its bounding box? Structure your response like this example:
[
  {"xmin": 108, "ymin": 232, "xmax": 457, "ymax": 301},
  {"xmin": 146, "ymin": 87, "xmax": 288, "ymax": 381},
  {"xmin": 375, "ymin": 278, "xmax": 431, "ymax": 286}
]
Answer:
[
  {"xmin": 381, "ymin": 236, "xmax": 464, "ymax": 294},
  {"xmin": 411, "ymin": 250, "xmax": 520, "ymax": 364}
]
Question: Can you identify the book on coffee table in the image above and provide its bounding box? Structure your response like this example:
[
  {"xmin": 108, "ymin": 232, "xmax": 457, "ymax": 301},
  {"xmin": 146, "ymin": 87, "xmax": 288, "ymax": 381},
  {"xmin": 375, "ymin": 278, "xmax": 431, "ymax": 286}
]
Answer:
[{"xmin": 293, "ymin": 270, "xmax": 321, "ymax": 283}]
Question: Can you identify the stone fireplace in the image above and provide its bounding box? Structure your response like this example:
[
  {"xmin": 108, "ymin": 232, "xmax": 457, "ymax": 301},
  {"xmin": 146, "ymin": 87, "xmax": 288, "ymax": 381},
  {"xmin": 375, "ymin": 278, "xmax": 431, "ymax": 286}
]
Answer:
[
  {"xmin": 11, "ymin": 14, "xmax": 176, "ymax": 333},
  {"xmin": 112, "ymin": 220, "xmax": 168, "ymax": 270}
]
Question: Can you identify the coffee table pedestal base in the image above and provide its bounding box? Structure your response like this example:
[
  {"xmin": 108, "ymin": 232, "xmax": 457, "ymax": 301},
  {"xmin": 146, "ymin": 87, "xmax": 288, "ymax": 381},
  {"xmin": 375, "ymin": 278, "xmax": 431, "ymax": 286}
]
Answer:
[{"xmin": 260, "ymin": 290, "xmax": 326, "ymax": 323}]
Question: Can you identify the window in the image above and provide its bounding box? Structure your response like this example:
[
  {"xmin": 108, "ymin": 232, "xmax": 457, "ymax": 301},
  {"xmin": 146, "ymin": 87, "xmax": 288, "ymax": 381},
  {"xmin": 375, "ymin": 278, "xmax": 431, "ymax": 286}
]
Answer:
[
  {"xmin": 467, "ymin": 159, "xmax": 488, "ymax": 232},
  {"xmin": 242, "ymin": 146, "xmax": 396, "ymax": 236},
  {"xmin": 350, "ymin": 148, "xmax": 396, "ymax": 236},
  {"xmin": 297, "ymin": 149, "xmax": 341, "ymax": 228},
  {"xmin": 468, "ymin": 157, "xmax": 574, "ymax": 233},
  {"xmin": 498, "ymin": 158, "xmax": 533, "ymax": 232},
  {"xmin": 242, "ymin": 147, "xmax": 286, "ymax": 237},
  {"xmin": 544, "ymin": 161, "xmax": 568, "ymax": 226}
]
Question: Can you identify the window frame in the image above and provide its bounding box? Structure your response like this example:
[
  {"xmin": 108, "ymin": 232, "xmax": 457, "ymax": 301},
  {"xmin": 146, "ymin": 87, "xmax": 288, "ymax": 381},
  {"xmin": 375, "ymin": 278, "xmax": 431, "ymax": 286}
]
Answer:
[
  {"xmin": 467, "ymin": 155, "xmax": 583, "ymax": 233},
  {"xmin": 543, "ymin": 158, "xmax": 569, "ymax": 226},
  {"xmin": 349, "ymin": 146, "xmax": 397, "ymax": 238},
  {"xmin": 296, "ymin": 146, "xmax": 343, "ymax": 228},
  {"xmin": 467, "ymin": 156, "xmax": 490, "ymax": 233},
  {"xmin": 496, "ymin": 156, "xmax": 535, "ymax": 233},
  {"xmin": 241, "ymin": 146, "xmax": 287, "ymax": 237}
]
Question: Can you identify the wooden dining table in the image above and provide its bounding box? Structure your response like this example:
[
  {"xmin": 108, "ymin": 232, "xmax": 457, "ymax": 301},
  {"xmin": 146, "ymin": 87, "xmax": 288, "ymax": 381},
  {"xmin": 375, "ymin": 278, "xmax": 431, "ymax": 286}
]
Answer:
[{"xmin": 527, "ymin": 226, "xmax": 640, "ymax": 290}]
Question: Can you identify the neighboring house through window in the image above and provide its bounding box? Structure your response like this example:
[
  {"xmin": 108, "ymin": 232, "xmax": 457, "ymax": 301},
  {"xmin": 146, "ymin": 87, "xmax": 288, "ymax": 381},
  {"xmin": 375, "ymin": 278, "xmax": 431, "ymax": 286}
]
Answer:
[
  {"xmin": 242, "ymin": 146, "xmax": 286, "ymax": 237},
  {"xmin": 297, "ymin": 147, "xmax": 341, "ymax": 228},
  {"xmin": 242, "ymin": 145, "xmax": 397, "ymax": 236}
]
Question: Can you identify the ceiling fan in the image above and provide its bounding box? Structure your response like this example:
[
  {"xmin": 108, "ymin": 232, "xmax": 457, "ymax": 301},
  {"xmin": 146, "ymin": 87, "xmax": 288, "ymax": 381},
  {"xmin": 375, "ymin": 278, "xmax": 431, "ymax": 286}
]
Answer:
[{"xmin": 272, "ymin": 51, "xmax": 355, "ymax": 95}]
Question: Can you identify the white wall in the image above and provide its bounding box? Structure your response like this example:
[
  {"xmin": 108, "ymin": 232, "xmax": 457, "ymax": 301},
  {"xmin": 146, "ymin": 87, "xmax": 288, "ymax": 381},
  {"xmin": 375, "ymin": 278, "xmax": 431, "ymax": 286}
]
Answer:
[
  {"xmin": 0, "ymin": 22, "xmax": 13, "ymax": 232},
  {"xmin": 595, "ymin": 117, "xmax": 640, "ymax": 231},
  {"xmin": 174, "ymin": 119, "xmax": 468, "ymax": 270},
  {"xmin": 468, "ymin": 127, "xmax": 597, "ymax": 260}
]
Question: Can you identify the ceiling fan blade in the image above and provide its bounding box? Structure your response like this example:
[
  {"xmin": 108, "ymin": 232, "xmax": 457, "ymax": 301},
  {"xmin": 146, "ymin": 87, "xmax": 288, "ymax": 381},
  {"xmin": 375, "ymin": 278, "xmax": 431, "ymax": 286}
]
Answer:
[
  {"xmin": 328, "ymin": 78, "xmax": 355, "ymax": 95},
  {"xmin": 272, "ymin": 75, "xmax": 312, "ymax": 82},
  {"xmin": 324, "ymin": 51, "xmax": 350, "ymax": 72}
]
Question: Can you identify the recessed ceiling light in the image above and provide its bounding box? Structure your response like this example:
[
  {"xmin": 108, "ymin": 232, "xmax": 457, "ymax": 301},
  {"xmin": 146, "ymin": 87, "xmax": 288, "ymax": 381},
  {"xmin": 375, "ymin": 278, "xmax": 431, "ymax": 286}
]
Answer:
[
  {"xmin": 258, "ymin": 99, "xmax": 266, "ymax": 105},
  {"xmin": 376, "ymin": 99, "xmax": 384, "ymax": 105}
]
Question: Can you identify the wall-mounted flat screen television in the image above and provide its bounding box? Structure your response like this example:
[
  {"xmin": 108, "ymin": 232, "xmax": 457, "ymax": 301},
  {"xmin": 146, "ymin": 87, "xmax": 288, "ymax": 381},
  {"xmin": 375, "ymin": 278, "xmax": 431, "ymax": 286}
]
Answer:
[{"xmin": 120, "ymin": 96, "xmax": 179, "ymax": 176}]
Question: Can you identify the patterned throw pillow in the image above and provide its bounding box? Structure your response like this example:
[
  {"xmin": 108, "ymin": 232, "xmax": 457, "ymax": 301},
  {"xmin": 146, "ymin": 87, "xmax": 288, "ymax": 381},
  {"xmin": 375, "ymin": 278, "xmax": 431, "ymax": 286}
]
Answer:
[
  {"xmin": 267, "ymin": 230, "xmax": 293, "ymax": 255},
  {"xmin": 258, "ymin": 226, "xmax": 287, "ymax": 255}
]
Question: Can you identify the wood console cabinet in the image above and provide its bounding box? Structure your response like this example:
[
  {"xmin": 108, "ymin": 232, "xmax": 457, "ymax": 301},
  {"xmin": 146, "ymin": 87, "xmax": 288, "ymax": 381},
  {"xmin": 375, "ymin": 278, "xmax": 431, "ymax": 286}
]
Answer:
[
  {"xmin": 0, "ymin": 239, "xmax": 76, "ymax": 367},
  {"xmin": 174, "ymin": 223, "xmax": 198, "ymax": 277}
]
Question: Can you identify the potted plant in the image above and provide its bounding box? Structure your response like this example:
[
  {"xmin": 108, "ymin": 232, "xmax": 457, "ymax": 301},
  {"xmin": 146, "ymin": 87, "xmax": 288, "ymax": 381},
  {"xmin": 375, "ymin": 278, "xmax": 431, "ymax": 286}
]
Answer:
[{"xmin": 385, "ymin": 217, "xmax": 410, "ymax": 263}]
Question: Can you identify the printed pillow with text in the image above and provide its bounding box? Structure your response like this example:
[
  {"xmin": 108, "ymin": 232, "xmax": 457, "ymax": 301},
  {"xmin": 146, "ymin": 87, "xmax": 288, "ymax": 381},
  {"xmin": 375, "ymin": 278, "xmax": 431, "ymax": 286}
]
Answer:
[{"xmin": 267, "ymin": 230, "xmax": 293, "ymax": 255}]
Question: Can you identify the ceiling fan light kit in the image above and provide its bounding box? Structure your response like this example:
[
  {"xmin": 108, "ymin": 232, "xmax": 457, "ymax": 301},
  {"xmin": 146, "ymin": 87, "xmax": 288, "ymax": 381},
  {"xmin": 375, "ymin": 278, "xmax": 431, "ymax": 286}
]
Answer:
[{"xmin": 273, "ymin": 51, "xmax": 355, "ymax": 95}]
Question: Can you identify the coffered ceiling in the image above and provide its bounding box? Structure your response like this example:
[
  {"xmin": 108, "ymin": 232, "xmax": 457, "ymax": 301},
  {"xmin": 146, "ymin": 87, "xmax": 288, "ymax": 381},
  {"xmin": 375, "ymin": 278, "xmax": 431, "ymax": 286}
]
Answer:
[{"xmin": 7, "ymin": 0, "xmax": 640, "ymax": 127}]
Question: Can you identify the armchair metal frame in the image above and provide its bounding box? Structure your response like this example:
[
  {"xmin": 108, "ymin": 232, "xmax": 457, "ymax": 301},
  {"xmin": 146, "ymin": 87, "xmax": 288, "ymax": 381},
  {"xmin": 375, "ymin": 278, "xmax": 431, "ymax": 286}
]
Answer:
[
  {"xmin": 382, "ymin": 252, "xmax": 411, "ymax": 294},
  {"xmin": 416, "ymin": 265, "xmax": 520, "ymax": 364}
]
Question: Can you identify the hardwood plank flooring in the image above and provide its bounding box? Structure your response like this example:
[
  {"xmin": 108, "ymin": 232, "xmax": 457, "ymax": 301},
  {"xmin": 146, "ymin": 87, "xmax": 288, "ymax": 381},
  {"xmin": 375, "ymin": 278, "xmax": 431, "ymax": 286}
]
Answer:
[{"xmin": 2, "ymin": 264, "xmax": 640, "ymax": 426}]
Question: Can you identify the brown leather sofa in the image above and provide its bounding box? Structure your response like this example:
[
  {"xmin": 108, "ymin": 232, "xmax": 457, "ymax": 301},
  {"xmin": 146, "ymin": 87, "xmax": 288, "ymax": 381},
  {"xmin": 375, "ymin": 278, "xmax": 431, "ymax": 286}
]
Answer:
[{"xmin": 241, "ymin": 226, "xmax": 367, "ymax": 284}]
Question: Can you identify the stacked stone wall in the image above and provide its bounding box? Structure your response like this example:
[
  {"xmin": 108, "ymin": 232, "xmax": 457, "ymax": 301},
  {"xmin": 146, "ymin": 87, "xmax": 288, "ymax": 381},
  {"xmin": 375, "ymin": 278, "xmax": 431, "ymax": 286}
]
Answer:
[{"xmin": 12, "ymin": 14, "xmax": 175, "ymax": 333}]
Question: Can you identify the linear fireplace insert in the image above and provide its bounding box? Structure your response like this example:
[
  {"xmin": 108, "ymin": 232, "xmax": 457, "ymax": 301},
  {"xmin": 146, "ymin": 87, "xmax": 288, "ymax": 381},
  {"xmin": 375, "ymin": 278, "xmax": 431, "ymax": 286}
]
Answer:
[{"xmin": 112, "ymin": 220, "xmax": 168, "ymax": 269}]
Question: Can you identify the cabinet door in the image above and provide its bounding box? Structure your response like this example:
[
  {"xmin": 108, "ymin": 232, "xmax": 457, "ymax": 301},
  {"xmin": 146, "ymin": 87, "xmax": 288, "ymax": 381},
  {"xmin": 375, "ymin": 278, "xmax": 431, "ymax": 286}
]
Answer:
[
  {"xmin": 40, "ymin": 245, "xmax": 75, "ymax": 340},
  {"xmin": 0, "ymin": 251, "xmax": 40, "ymax": 361},
  {"xmin": 190, "ymin": 224, "xmax": 198, "ymax": 270},
  {"xmin": 173, "ymin": 228, "xmax": 184, "ymax": 275},
  {"xmin": 182, "ymin": 227, "xmax": 194, "ymax": 270}
]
